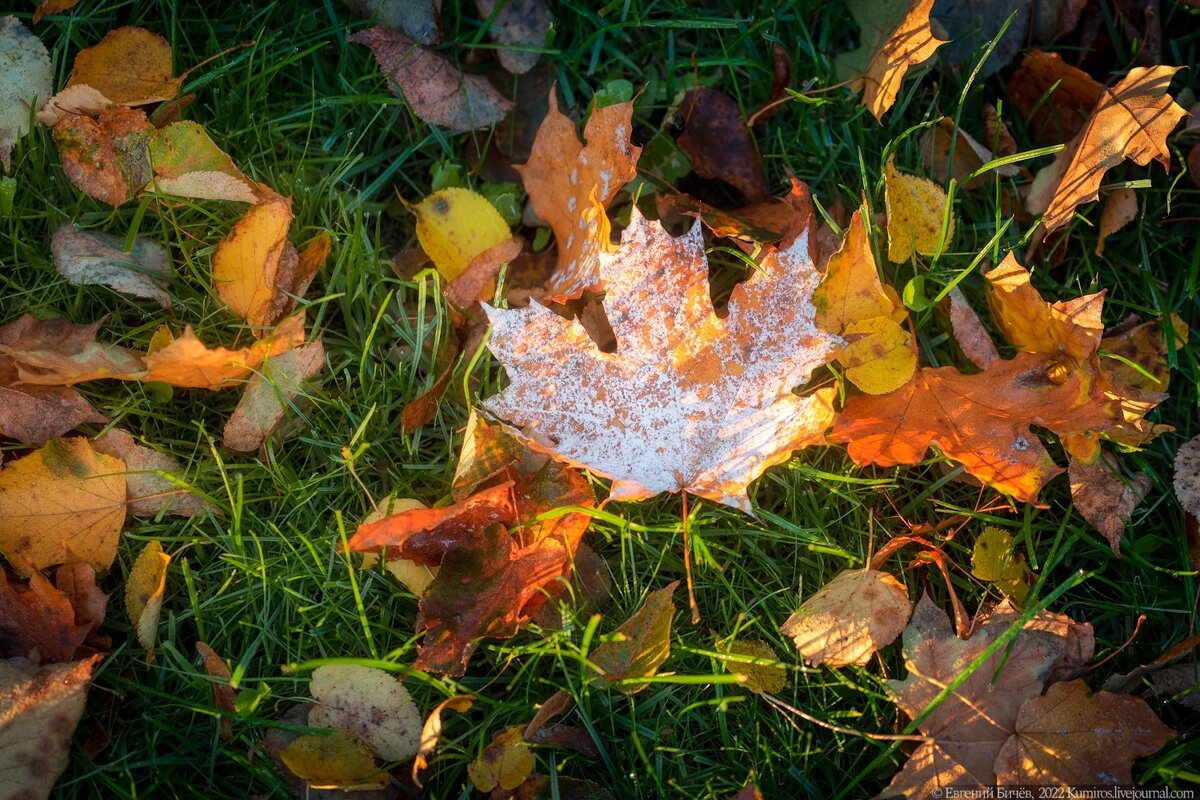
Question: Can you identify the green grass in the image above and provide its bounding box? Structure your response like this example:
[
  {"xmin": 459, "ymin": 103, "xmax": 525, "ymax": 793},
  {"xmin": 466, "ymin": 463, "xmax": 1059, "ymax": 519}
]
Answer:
[{"xmin": 3, "ymin": 0, "xmax": 1200, "ymax": 797}]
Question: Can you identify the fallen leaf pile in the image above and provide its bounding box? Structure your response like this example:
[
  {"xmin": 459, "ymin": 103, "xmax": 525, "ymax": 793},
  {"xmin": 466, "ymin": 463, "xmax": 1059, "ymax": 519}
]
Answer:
[{"xmin": 2, "ymin": 1, "xmax": 1197, "ymax": 797}]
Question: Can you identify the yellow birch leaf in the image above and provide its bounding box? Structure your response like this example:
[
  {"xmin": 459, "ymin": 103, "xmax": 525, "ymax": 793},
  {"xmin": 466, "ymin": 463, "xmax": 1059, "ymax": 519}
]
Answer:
[
  {"xmin": 885, "ymin": 155, "xmax": 955, "ymax": 262},
  {"xmin": 0, "ymin": 437, "xmax": 126, "ymax": 575},
  {"xmin": 840, "ymin": 316, "xmax": 917, "ymax": 395},
  {"xmin": 970, "ymin": 526, "xmax": 1032, "ymax": 604},
  {"xmin": 359, "ymin": 497, "xmax": 439, "ymax": 595},
  {"xmin": 723, "ymin": 639, "xmax": 787, "ymax": 695},
  {"xmin": 125, "ymin": 540, "xmax": 169, "ymax": 648},
  {"xmin": 279, "ymin": 730, "xmax": 384, "ymax": 789},
  {"xmin": 212, "ymin": 196, "xmax": 294, "ymax": 328},
  {"xmin": 412, "ymin": 188, "xmax": 510, "ymax": 281},
  {"xmin": 813, "ymin": 211, "xmax": 914, "ymax": 394},
  {"xmin": 467, "ymin": 727, "xmax": 535, "ymax": 793},
  {"xmin": 65, "ymin": 27, "xmax": 181, "ymax": 106}
]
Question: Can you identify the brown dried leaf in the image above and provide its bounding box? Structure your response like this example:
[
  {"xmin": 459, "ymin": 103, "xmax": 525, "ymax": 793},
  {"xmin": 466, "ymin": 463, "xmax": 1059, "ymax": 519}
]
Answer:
[
  {"xmin": 307, "ymin": 664, "xmax": 422, "ymax": 763},
  {"xmin": 412, "ymin": 695, "xmax": 474, "ymax": 787},
  {"xmin": 882, "ymin": 595, "xmax": 1094, "ymax": 797},
  {"xmin": 993, "ymin": 679, "xmax": 1174, "ymax": 785},
  {"xmin": 52, "ymin": 106, "xmax": 153, "ymax": 206},
  {"xmin": 92, "ymin": 429, "xmax": 213, "ymax": 517},
  {"xmin": 517, "ymin": 93, "xmax": 640, "ymax": 300},
  {"xmin": 484, "ymin": 210, "xmax": 839, "ymax": 513},
  {"xmin": 0, "ymin": 359, "xmax": 106, "ymax": 446},
  {"xmin": 0, "ymin": 437, "xmax": 126, "ymax": 575},
  {"xmin": 1175, "ymin": 434, "xmax": 1200, "ymax": 522},
  {"xmin": 0, "ymin": 569, "xmax": 92, "ymax": 663},
  {"xmin": 780, "ymin": 569, "xmax": 911, "ymax": 667},
  {"xmin": 0, "ymin": 655, "xmax": 99, "ymax": 800},
  {"xmin": 223, "ymin": 340, "xmax": 326, "ymax": 452},
  {"xmin": 1068, "ymin": 451, "xmax": 1151, "ymax": 555},
  {"xmin": 475, "ymin": 0, "xmax": 549, "ymax": 76},
  {"xmin": 0, "ymin": 315, "xmax": 144, "ymax": 387},
  {"xmin": 942, "ymin": 287, "xmax": 999, "ymax": 370},
  {"xmin": 51, "ymin": 224, "xmax": 171, "ymax": 307},
  {"xmin": 1026, "ymin": 65, "xmax": 1186, "ymax": 233},
  {"xmin": 195, "ymin": 642, "xmax": 236, "ymax": 741},
  {"xmin": 676, "ymin": 87, "xmax": 769, "ymax": 203},
  {"xmin": 1095, "ymin": 188, "xmax": 1139, "ymax": 255},
  {"xmin": 589, "ymin": 582, "xmax": 678, "ymax": 693},
  {"xmin": 350, "ymin": 26, "xmax": 513, "ymax": 132},
  {"xmin": 340, "ymin": 0, "xmax": 441, "ymax": 44},
  {"xmin": 1006, "ymin": 51, "xmax": 1103, "ymax": 146}
]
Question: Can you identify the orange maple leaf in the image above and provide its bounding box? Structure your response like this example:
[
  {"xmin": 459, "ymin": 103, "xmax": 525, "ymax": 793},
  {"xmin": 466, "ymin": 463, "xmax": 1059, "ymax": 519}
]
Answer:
[
  {"xmin": 483, "ymin": 210, "xmax": 839, "ymax": 513},
  {"xmin": 516, "ymin": 94, "xmax": 640, "ymax": 301}
]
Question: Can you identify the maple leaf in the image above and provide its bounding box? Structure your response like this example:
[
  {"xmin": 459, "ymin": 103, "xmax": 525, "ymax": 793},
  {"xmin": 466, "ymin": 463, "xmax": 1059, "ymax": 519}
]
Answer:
[
  {"xmin": 993, "ymin": 679, "xmax": 1174, "ymax": 785},
  {"xmin": 852, "ymin": 0, "xmax": 947, "ymax": 123},
  {"xmin": 517, "ymin": 93, "xmax": 640, "ymax": 300},
  {"xmin": 882, "ymin": 594, "xmax": 1094, "ymax": 797},
  {"xmin": 347, "ymin": 425, "xmax": 595, "ymax": 676},
  {"xmin": 829, "ymin": 351, "xmax": 1125, "ymax": 503},
  {"xmin": 1027, "ymin": 65, "xmax": 1186, "ymax": 233},
  {"xmin": 484, "ymin": 210, "xmax": 839, "ymax": 513}
]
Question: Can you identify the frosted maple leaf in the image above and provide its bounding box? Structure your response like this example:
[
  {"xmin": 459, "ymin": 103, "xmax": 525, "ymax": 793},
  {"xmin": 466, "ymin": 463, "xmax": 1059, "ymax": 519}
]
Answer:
[{"xmin": 482, "ymin": 209, "xmax": 839, "ymax": 513}]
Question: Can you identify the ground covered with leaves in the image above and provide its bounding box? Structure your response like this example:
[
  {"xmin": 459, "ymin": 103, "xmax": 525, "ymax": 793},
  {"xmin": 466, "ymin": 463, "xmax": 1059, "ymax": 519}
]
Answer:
[{"xmin": 2, "ymin": 1, "xmax": 1200, "ymax": 798}]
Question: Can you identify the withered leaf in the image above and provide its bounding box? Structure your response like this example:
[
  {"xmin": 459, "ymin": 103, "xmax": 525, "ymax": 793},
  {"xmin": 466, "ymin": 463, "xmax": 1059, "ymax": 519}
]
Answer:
[
  {"xmin": 224, "ymin": 340, "xmax": 326, "ymax": 452},
  {"xmin": 147, "ymin": 121, "xmax": 260, "ymax": 203},
  {"xmin": 307, "ymin": 664, "xmax": 421, "ymax": 763},
  {"xmin": 350, "ymin": 26, "xmax": 513, "ymax": 132},
  {"xmin": 0, "ymin": 17, "xmax": 52, "ymax": 173},
  {"xmin": 52, "ymin": 106, "xmax": 153, "ymax": 207},
  {"xmin": 92, "ymin": 429, "xmax": 214, "ymax": 517},
  {"xmin": 1068, "ymin": 451, "xmax": 1150, "ymax": 556},
  {"xmin": 854, "ymin": 0, "xmax": 946, "ymax": 122},
  {"xmin": 412, "ymin": 695, "xmax": 473, "ymax": 786},
  {"xmin": 213, "ymin": 195, "xmax": 294, "ymax": 328},
  {"xmin": 484, "ymin": 209, "xmax": 838, "ymax": 513},
  {"xmin": 467, "ymin": 727, "xmax": 534, "ymax": 793},
  {"xmin": 63, "ymin": 27, "xmax": 180, "ymax": 106},
  {"xmin": 517, "ymin": 93, "xmax": 640, "ymax": 301},
  {"xmin": 0, "ymin": 569, "xmax": 92, "ymax": 663},
  {"xmin": 676, "ymin": 87, "xmax": 769, "ymax": 204},
  {"xmin": 1027, "ymin": 65, "xmax": 1186, "ymax": 233},
  {"xmin": 780, "ymin": 569, "xmax": 911, "ymax": 667},
  {"xmin": 993, "ymin": 679, "xmax": 1174, "ymax": 785},
  {"xmin": 347, "ymin": 457, "xmax": 595, "ymax": 676},
  {"xmin": 1006, "ymin": 51, "xmax": 1102, "ymax": 146},
  {"xmin": 142, "ymin": 315, "xmax": 305, "ymax": 389},
  {"xmin": 0, "ymin": 315, "xmax": 144, "ymax": 386},
  {"xmin": 0, "ymin": 437, "xmax": 126, "ymax": 575},
  {"xmin": 195, "ymin": 642, "xmax": 236, "ymax": 741},
  {"xmin": 942, "ymin": 286, "xmax": 999, "ymax": 371},
  {"xmin": 51, "ymin": 223, "xmax": 171, "ymax": 307},
  {"xmin": 0, "ymin": 359, "xmax": 106, "ymax": 447},
  {"xmin": 0, "ymin": 655, "xmax": 99, "ymax": 800},
  {"xmin": 589, "ymin": 582, "xmax": 678, "ymax": 693},
  {"xmin": 475, "ymin": 0, "xmax": 550, "ymax": 76},
  {"xmin": 882, "ymin": 594, "xmax": 1094, "ymax": 797},
  {"xmin": 1174, "ymin": 434, "xmax": 1200, "ymax": 522}
]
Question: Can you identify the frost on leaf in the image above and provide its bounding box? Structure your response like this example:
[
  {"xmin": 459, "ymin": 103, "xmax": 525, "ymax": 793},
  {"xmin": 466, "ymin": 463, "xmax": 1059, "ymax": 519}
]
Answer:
[{"xmin": 483, "ymin": 209, "xmax": 839, "ymax": 513}]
